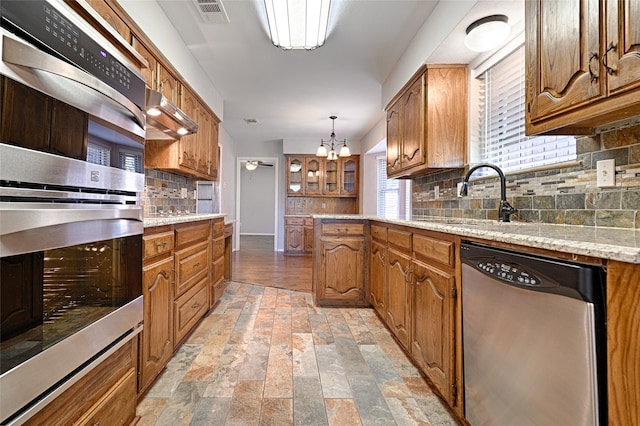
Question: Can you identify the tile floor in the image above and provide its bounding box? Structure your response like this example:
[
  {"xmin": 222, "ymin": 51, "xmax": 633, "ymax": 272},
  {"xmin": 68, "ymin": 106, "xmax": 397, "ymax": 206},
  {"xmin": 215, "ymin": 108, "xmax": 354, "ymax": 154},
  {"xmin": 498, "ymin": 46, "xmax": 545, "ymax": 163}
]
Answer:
[{"xmin": 136, "ymin": 282, "xmax": 459, "ymax": 426}]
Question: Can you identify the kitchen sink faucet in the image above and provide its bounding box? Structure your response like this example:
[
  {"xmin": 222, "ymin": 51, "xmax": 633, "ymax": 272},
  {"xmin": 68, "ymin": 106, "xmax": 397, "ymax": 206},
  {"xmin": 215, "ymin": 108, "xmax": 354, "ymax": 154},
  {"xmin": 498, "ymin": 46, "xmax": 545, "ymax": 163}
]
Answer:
[{"xmin": 459, "ymin": 163, "xmax": 517, "ymax": 222}]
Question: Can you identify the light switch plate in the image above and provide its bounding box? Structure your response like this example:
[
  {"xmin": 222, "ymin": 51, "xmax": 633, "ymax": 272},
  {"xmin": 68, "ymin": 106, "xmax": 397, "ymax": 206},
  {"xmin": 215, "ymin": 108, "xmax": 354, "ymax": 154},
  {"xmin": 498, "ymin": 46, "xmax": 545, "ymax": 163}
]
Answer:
[
  {"xmin": 596, "ymin": 159, "xmax": 615, "ymax": 187},
  {"xmin": 457, "ymin": 182, "xmax": 464, "ymax": 197},
  {"xmin": 181, "ymin": 187, "xmax": 188, "ymax": 198},
  {"xmin": 434, "ymin": 185, "xmax": 440, "ymax": 199}
]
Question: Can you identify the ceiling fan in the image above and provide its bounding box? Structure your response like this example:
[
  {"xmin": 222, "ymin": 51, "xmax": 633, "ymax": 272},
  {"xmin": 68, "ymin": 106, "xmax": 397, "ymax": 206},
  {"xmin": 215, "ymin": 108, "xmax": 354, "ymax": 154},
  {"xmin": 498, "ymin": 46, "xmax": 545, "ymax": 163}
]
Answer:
[{"xmin": 245, "ymin": 160, "xmax": 273, "ymax": 171}]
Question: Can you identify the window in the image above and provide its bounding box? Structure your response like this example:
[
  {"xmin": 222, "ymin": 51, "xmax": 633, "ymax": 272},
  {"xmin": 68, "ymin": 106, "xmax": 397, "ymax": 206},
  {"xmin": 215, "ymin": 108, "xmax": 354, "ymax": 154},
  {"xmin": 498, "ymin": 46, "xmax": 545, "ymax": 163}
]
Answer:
[
  {"xmin": 377, "ymin": 156, "xmax": 411, "ymax": 220},
  {"xmin": 475, "ymin": 44, "xmax": 576, "ymax": 174},
  {"xmin": 87, "ymin": 142, "xmax": 111, "ymax": 167},
  {"xmin": 120, "ymin": 151, "xmax": 143, "ymax": 173}
]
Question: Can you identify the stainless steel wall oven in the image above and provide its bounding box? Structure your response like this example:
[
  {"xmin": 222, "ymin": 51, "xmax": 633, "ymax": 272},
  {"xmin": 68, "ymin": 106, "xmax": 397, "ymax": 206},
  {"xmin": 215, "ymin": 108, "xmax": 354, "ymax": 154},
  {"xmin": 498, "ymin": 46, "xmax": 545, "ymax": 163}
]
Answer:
[{"xmin": 0, "ymin": 1, "xmax": 146, "ymax": 423}]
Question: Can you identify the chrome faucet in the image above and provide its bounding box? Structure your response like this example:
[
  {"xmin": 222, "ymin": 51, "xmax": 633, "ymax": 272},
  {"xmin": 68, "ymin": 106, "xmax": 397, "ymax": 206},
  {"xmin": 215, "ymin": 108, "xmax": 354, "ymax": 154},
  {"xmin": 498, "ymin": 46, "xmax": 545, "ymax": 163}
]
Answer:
[{"xmin": 459, "ymin": 163, "xmax": 517, "ymax": 222}]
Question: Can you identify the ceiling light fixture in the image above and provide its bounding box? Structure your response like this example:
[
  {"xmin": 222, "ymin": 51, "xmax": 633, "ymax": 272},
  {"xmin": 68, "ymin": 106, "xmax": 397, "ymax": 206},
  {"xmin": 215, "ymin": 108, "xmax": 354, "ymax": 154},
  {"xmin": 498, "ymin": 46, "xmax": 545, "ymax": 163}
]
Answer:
[
  {"xmin": 464, "ymin": 14, "xmax": 510, "ymax": 52},
  {"xmin": 264, "ymin": 0, "xmax": 331, "ymax": 50},
  {"xmin": 245, "ymin": 161, "xmax": 258, "ymax": 171},
  {"xmin": 316, "ymin": 115, "xmax": 350, "ymax": 160}
]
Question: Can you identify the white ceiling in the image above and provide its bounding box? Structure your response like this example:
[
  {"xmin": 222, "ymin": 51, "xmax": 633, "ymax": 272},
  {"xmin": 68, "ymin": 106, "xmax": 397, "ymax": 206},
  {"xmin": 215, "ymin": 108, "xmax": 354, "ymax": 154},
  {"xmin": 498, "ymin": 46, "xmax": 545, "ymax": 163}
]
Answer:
[{"xmin": 156, "ymin": 0, "xmax": 524, "ymax": 150}]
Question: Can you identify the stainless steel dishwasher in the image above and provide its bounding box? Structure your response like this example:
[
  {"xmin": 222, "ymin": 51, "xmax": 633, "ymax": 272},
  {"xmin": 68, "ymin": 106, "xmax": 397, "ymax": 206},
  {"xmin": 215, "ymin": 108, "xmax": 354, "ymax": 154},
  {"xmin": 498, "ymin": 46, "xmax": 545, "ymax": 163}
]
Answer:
[{"xmin": 461, "ymin": 242, "xmax": 606, "ymax": 426}]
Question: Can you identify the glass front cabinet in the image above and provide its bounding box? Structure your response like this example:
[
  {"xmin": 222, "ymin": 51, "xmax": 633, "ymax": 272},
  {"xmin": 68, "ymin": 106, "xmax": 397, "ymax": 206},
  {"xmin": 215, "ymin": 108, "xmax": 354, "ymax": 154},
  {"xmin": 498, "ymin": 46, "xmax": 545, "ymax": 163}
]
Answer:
[
  {"xmin": 286, "ymin": 155, "xmax": 359, "ymax": 197},
  {"xmin": 305, "ymin": 157, "xmax": 323, "ymax": 195},
  {"xmin": 287, "ymin": 157, "xmax": 305, "ymax": 194}
]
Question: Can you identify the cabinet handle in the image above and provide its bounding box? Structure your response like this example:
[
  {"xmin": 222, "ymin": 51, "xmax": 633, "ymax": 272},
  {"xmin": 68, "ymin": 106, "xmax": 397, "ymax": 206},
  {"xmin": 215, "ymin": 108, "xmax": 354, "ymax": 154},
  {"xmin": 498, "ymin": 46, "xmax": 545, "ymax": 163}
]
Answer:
[
  {"xmin": 588, "ymin": 52, "xmax": 599, "ymax": 82},
  {"xmin": 602, "ymin": 42, "xmax": 617, "ymax": 75},
  {"xmin": 156, "ymin": 241, "xmax": 168, "ymax": 248},
  {"xmin": 192, "ymin": 302, "xmax": 201, "ymax": 309},
  {"xmin": 193, "ymin": 262, "xmax": 200, "ymax": 269}
]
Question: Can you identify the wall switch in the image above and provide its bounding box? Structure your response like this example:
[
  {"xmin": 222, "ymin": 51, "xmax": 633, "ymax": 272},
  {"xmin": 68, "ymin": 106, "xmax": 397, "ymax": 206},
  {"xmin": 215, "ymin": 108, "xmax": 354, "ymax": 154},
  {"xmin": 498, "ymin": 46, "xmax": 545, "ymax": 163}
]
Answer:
[
  {"xmin": 596, "ymin": 159, "xmax": 615, "ymax": 187},
  {"xmin": 322, "ymin": 202, "xmax": 326, "ymax": 209},
  {"xmin": 457, "ymin": 182, "xmax": 464, "ymax": 197},
  {"xmin": 180, "ymin": 187, "xmax": 188, "ymax": 198},
  {"xmin": 434, "ymin": 185, "xmax": 439, "ymax": 199}
]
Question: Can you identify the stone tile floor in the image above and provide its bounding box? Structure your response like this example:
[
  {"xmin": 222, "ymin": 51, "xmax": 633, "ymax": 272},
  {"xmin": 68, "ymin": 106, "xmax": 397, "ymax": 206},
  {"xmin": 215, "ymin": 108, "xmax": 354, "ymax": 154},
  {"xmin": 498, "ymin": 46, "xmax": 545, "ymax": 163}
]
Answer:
[{"xmin": 136, "ymin": 282, "xmax": 459, "ymax": 426}]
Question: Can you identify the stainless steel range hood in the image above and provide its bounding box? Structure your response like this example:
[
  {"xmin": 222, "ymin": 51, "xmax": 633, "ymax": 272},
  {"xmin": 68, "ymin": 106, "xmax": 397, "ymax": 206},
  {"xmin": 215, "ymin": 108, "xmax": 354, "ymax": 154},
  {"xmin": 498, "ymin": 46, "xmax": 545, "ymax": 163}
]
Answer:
[{"xmin": 145, "ymin": 88, "xmax": 198, "ymax": 140}]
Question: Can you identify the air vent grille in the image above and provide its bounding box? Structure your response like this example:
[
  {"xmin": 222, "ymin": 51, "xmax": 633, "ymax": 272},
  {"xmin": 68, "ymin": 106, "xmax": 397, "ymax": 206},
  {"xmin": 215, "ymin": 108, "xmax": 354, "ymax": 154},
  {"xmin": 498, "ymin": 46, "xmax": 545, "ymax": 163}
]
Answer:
[{"xmin": 193, "ymin": 0, "xmax": 230, "ymax": 23}]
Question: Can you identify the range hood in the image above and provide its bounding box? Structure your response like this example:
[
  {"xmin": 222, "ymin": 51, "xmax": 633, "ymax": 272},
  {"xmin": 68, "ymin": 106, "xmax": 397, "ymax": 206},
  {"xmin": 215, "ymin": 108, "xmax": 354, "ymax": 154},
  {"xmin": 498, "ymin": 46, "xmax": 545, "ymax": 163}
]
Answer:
[{"xmin": 145, "ymin": 88, "xmax": 198, "ymax": 140}]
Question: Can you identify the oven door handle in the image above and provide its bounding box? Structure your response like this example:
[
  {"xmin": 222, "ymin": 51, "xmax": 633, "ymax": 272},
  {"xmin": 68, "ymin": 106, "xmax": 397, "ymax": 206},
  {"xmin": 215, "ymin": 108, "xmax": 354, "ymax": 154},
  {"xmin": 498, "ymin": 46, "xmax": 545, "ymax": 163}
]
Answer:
[
  {"xmin": 1, "ymin": 35, "xmax": 146, "ymax": 130},
  {"xmin": 0, "ymin": 203, "xmax": 143, "ymax": 236}
]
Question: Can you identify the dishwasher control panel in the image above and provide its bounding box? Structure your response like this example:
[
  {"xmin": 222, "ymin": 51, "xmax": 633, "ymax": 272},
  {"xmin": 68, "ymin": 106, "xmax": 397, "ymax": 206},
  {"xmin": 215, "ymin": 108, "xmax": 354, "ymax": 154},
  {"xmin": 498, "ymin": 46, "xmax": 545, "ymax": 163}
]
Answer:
[{"xmin": 477, "ymin": 261, "xmax": 540, "ymax": 286}]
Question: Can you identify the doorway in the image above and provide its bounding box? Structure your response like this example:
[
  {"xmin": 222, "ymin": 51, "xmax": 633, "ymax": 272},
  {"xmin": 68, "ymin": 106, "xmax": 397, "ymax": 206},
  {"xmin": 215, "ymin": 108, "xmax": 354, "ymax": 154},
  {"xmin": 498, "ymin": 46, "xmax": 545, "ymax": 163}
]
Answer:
[{"xmin": 235, "ymin": 157, "xmax": 279, "ymax": 252}]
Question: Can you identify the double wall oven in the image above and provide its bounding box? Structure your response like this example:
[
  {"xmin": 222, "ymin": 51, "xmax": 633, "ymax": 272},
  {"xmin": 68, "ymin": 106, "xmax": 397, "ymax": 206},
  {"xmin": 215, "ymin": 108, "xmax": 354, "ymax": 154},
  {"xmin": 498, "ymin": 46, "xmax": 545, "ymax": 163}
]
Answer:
[{"xmin": 1, "ymin": 1, "xmax": 146, "ymax": 423}]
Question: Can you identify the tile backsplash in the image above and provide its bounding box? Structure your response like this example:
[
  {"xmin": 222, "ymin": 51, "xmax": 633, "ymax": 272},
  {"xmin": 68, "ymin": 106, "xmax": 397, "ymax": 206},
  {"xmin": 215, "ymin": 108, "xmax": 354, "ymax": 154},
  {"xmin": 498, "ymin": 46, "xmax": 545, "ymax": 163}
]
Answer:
[
  {"xmin": 143, "ymin": 169, "xmax": 197, "ymax": 216},
  {"xmin": 412, "ymin": 122, "xmax": 640, "ymax": 228}
]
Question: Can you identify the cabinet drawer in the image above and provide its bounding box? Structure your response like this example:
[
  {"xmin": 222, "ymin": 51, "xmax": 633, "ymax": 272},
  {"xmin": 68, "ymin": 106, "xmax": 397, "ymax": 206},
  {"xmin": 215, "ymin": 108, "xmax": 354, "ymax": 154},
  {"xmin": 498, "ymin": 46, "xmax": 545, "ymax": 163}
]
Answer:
[
  {"xmin": 175, "ymin": 221, "xmax": 210, "ymax": 247},
  {"xmin": 388, "ymin": 228, "xmax": 412, "ymax": 252},
  {"xmin": 174, "ymin": 241, "xmax": 210, "ymax": 297},
  {"xmin": 74, "ymin": 368, "xmax": 136, "ymax": 426},
  {"xmin": 413, "ymin": 234, "xmax": 455, "ymax": 268},
  {"xmin": 143, "ymin": 231, "xmax": 174, "ymax": 259},
  {"xmin": 321, "ymin": 222, "xmax": 364, "ymax": 236},
  {"xmin": 212, "ymin": 256, "xmax": 224, "ymax": 283},
  {"xmin": 304, "ymin": 218, "xmax": 314, "ymax": 227},
  {"xmin": 212, "ymin": 219, "xmax": 225, "ymax": 237},
  {"xmin": 174, "ymin": 279, "xmax": 208, "ymax": 344},
  {"xmin": 286, "ymin": 217, "xmax": 304, "ymax": 226},
  {"xmin": 212, "ymin": 236, "xmax": 225, "ymax": 260},
  {"xmin": 224, "ymin": 223, "xmax": 233, "ymax": 238},
  {"xmin": 371, "ymin": 224, "xmax": 387, "ymax": 242}
]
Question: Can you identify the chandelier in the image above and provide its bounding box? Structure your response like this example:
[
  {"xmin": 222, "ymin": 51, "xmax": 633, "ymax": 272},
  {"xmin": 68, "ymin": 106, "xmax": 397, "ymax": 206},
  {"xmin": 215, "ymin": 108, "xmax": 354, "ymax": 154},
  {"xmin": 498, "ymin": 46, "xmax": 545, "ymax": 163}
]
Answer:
[{"xmin": 316, "ymin": 116, "xmax": 350, "ymax": 160}]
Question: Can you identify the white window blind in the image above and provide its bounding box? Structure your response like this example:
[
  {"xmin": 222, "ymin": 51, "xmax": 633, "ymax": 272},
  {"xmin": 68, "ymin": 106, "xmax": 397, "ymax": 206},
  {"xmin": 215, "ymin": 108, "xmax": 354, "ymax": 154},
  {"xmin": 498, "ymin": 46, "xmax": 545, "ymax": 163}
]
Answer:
[
  {"xmin": 377, "ymin": 157, "xmax": 411, "ymax": 219},
  {"xmin": 477, "ymin": 45, "xmax": 576, "ymax": 174},
  {"xmin": 120, "ymin": 151, "xmax": 143, "ymax": 173},
  {"xmin": 87, "ymin": 142, "xmax": 111, "ymax": 167}
]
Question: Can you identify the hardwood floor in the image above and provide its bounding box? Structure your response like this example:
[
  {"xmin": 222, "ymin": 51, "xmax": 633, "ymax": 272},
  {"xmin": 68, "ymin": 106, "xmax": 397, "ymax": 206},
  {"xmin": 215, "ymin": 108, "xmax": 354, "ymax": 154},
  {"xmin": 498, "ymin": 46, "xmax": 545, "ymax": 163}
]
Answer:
[{"xmin": 231, "ymin": 235, "xmax": 312, "ymax": 293}]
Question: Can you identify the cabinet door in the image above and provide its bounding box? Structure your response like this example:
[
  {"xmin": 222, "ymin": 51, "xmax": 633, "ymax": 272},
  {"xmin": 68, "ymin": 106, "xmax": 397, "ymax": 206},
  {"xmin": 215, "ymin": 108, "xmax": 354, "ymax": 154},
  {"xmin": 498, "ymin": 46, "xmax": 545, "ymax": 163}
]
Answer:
[
  {"xmin": 411, "ymin": 260, "xmax": 456, "ymax": 405},
  {"xmin": 341, "ymin": 157, "xmax": 358, "ymax": 196},
  {"xmin": 400, "ymin": 76, "xmax": 425, "ymax": 170},
  {"xmin": 84, "ymin": 0, "xmax": 131, "ymax": 43},
  {"xmin": 318, "ymin": 237, "xmax": 365, "ymax": 302},
  {"xmin": 369, "ymin": 240, "xmax": 386, "ymax": 316},
  {"xmin": 386, "ymin": 248, "xmax": 412, "ymax": 349},
  {"xmin": 287, "ymin": 157, "xmax": 305, "ymax": 194},
  {"xmin": 605, "ymin": 0, "xmax": 640, "ymax": 95},
  {"xmin": 210, "ymin": 120, "xmax": 219, "ymax": 179},
  {"xmin": 179, "ymin": 87, "xmax": 199, "ymax": 171},
  {"xmin": 197, "ymin": 106, "xmax": 211, "ymax": 176},
  {"xmin": 1, "ymin": 78, "xmax": 51, "ymax": 152},
  {"xmin": 285, "ymin": 226, "xmax": 305, "ymax": 253},
  {"xmin": 131, "ymin": 36, "xmax": 157, "ymax": 87},
  {"xmin": 157, "ymin": 64, "xmax": 178, "ymax": 104},
  {"xmin": 324, "ymin": 160, "xmax": 340, "ymax": 195},
  {"xmin": 386, "ymin": 106, "xmax": 401, "ymax": 175},
  {"xmin": 140, "ymin": 257, "xmax": 174, "ymax": 392},
  {"xmin": 526, "ymin": 0, "xmax": 603, "ymax": 123},
  {"xmin": 305, "ymin": 157, "xmax": 323, "ymax": 195}
]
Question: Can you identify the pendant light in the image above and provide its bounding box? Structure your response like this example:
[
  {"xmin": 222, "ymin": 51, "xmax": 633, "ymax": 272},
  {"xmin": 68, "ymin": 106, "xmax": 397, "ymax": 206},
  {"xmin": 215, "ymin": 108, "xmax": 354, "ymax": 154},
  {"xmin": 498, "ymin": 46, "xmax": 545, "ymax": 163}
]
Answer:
[{"xmin": 316, "ymin": 115, "xmax": 350, "ymax": 159}]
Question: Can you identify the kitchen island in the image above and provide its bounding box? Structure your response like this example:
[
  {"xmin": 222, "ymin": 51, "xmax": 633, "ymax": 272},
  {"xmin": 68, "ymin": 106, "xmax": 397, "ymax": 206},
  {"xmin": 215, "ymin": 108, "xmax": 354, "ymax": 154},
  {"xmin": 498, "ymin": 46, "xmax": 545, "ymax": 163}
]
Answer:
[{"xmin": 312, "ymin": 214, "xmax": 639, "ymax": 425}]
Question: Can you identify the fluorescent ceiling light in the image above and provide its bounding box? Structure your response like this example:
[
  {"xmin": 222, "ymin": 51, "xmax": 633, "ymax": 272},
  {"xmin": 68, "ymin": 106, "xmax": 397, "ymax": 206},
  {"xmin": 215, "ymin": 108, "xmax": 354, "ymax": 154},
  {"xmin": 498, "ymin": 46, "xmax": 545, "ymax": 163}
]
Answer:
[
  {"xmin": 464, "ymin": 15, "xmax": 510, "ymax": 52},
  {"xmin": 264, "ymin": 0, "xmax": 331, "ymax": 50}
]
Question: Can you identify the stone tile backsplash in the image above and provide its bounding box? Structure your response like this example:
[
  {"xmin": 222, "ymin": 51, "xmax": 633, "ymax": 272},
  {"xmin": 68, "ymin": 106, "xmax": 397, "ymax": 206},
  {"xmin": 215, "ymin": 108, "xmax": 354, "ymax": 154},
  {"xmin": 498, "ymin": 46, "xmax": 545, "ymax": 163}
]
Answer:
[
  {"xmin": 143, "ymin": 169, "xmax": 197, "ymax": 216},
  {"xmin": 412, "ymin": 123, "xmax": 640, "ymax": 228}
]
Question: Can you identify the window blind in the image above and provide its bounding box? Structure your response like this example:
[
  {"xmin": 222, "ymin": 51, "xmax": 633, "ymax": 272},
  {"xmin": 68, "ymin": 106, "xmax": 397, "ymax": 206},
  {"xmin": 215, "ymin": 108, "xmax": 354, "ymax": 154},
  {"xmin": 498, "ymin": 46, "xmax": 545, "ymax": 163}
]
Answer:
[
  {"xmin": 87, "ymin": 143, "xmax": 111, "ymax": 167},
  {"xmin": 120, "ymin": 151, "xmax": 143, "ymax": 173},
  {"xmin": 478, "ymin": 45, "xmax": 576, "ymax": 174},
  {"xmin": 377, "ymin": 157, "xmax": 411, "ymax": 219}
]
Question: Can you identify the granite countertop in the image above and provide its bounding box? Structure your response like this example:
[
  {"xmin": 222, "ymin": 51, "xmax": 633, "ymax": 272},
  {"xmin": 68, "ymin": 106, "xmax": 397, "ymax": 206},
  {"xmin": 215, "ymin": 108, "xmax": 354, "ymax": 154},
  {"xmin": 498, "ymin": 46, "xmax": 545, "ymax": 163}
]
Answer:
[
  {"xmin": 143, "ymin": 213, "xmax": 226, "ymax": 228},
  {"xmin": 312, "ymin": 214, "xmax": 640, "ymax": 264}
]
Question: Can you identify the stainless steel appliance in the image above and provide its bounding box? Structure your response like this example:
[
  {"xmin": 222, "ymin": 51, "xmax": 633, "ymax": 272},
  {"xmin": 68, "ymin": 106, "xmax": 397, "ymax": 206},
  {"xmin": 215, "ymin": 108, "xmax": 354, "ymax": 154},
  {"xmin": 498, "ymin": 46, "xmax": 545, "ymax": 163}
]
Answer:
[
  {"xmin": 1, "ymin": 1, "xmax": 146, "ymax": 423},
  {"xmin": 461, "ymin": 242, "xmax": 606, "ymax": 426}
]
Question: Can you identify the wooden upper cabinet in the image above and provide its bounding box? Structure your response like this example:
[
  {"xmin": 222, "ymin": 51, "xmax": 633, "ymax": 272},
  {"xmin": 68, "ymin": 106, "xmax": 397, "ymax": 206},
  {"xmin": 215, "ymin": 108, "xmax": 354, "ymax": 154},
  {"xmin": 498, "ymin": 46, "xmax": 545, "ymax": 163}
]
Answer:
[
  {"xmin": 400, "ymin": 75, "xmax": 426, "ymax": 171},
  {"xmin": 305, "ymin": 157, "xmax": 323, "ymax": 195},
  {"xmin": 525, "ymin": 0, "xmax": 640, "ymax": 134},
  {"xmin": 131, "ymin": 36, "xmax": 157, "ymax": 88},
  {"xmin": 83, "ymin": 0, "xmax": 131, "ymax": 42},
  {"xmin": 341, "ymin": 157, "xmax": 358, "ymax": 196},
  {"xmin": 386, "ymin": 65, "xmax": 467, "ymax": 179},
  {"xmin": 198, "ymin": 106, "xmax": 212, "ymax": 176},
  {"xmin": 286, "ymin": 155, "xmax": 359, "ymax": 197},
  {"xmin": 157, "ymin": 63, "xmax": 179, "ymax": 104},
  {"xmin": 179, "ymin": 86, "xmax": 199, "ymax": 172},
  {"xmin": 287, "ymin": 157, "xmax": 305, "ymax": 195},
  {"xmin": 324, "ymin": 160, "xmax": 340, "ymax": 195}
]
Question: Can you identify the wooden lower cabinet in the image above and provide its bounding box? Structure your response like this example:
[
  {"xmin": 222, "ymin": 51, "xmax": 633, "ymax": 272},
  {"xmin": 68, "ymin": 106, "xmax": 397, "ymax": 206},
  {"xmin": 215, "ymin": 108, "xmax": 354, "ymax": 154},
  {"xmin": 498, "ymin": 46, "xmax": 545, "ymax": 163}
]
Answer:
[
  {"xmin": 313, "ymin": 220, "xmax": 368, "ymax": 306},
  {"xmin": 174, "ymin": 277, "xmax": 208, "ymax": 344},
  {"xmin": 285, "ymin": 216, "xmax": 313, "ymax": 254},
  {"xmin": 140, "ymin": 256, "xmax": 174, "ymax": 393},
  {"xmin": 410, "ymin": 259, "xmax": 456, "ymax": 405},
  {"xmin": 25, "ymin": 338, "xmax": 137, "ymax": 425},
  {"xmin": 369, "ymin": 240, "xmax": 386, "ymax": 316},
  {"xmin": 385, "ymin": 247, "xmax": 412, "ymax": 350}
]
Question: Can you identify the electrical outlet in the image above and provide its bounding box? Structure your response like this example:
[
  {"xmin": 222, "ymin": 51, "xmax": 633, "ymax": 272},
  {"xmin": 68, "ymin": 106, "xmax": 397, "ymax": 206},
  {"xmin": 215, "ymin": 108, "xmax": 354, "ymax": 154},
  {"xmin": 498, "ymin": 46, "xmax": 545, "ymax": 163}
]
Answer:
[
  {"xmin": 322, "ymin": 202, "xmax": 326, "ymax": 209},
  {"xmin": 434, "ymin": 185, "xmax": 439, "ymax": 199},
  {"xmin": 180, "ymin": 187, "xmax": 188, "ymax": 198},
  {"xmin": 457, "ymin": 182, "xmax": 464, "ymax": 197},
  {"xmin": 596, "ymin": 159, "xmax": 615, "ymax": 187}
]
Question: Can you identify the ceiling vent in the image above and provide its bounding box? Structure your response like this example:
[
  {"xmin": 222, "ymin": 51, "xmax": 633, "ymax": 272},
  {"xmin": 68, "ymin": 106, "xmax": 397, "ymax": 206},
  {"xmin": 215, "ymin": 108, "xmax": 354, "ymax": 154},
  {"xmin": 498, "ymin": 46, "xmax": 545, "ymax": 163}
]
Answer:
[
  {"xmin": 243, "ymin": 118, "xmax": 260, "ymax": 124},
  {"xmin": 193, "ymin": 0, "xmax": 230, "ymax": 24}
]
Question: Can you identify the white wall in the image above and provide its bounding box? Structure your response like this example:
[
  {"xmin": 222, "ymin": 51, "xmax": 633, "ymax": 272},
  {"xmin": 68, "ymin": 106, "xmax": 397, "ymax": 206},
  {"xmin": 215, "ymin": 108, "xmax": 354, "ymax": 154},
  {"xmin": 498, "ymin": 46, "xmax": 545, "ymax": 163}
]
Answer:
[{"xmin": 239, "ymin": 165, "xmax": 276, "ymax": 235}]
